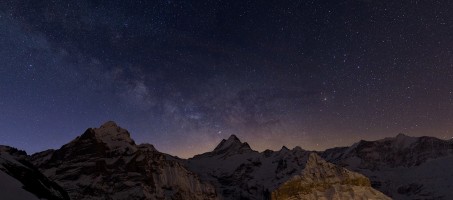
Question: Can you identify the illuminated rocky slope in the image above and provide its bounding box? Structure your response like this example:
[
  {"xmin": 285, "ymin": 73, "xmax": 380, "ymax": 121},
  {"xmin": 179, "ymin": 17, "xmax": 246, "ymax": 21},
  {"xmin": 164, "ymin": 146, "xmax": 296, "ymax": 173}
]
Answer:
[{"xmin": 271, "ymin": 153, "xmax": 389, "ymax": 200}]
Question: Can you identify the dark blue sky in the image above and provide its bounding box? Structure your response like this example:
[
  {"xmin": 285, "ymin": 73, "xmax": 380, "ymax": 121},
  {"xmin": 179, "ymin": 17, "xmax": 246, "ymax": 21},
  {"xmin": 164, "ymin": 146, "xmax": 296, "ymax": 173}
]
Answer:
[{"xmin": 1, "ymin": 0, "xmax": 452, "ymax": 157}]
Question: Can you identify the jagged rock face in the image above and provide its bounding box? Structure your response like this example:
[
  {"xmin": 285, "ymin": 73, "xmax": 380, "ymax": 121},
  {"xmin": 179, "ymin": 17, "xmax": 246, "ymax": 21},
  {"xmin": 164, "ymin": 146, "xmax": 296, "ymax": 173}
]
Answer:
[
  {"xmin": 188, "ymin": 136, "xmax": 390, "ymax": 200},
  {"xmin": 30, "ymin": 122, "xmax": 218, "ymax": 200},
  {"xmin": 0, "ymin": 146, "xmax": 69, "ymax": 200},
  {"xmin": 271, "ymin": 153, "xmax": 390, "ymax": 200},
  {"xmin": 321, "ymin": 134, "xmax": 453, "ymax": 199}
]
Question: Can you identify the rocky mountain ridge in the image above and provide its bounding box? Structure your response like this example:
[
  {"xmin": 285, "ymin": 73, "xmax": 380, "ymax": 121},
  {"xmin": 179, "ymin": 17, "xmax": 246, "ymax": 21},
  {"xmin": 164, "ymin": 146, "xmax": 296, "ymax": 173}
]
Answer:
[
  {"xmin": 321, "ymin": 133, "xmax": 453, "ymax": 199},
  {"xmin": 187, "ymin": 133, "xmax": 389, "ymax": 200},
  {"xmin": 1, "ymin": 122, "xmax": 452, "ymax": 199}
]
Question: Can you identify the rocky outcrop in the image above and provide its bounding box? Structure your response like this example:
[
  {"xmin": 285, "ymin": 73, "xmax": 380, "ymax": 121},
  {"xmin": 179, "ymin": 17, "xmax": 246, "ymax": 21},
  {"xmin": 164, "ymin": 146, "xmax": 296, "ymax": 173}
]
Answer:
[{"xmin": 271, "ymin": 153, "xmax": 390, "ymax": 200}]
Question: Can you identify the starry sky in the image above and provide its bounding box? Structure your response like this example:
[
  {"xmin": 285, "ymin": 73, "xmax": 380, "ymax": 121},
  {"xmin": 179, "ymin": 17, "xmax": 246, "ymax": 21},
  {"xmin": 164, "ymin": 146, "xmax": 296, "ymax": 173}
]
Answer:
[{"xmin": 1, "ymin": 0, "xmax": 452, "ymax": 158}]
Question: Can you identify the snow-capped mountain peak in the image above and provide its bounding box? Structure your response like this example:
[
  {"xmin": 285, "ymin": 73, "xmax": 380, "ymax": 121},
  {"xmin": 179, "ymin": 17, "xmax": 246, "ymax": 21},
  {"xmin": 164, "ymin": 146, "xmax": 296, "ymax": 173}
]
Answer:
[
  {"xmin": 29, "ymin": 122, "xmax": 218, "ymax": 200},
  {"xmin": 280, "ymin": 145, "xmax": 290, "ymax": 152},
  {"xmin": 213, "ymin": 135, "xmax": 241, "ymax": 150},
  {"xmin": 42, "ymin": 122, "xmax": 138, "ymax": 163},
  {"xmin": 92, "ymin": 121, "xmax": 136, "ymax": 151},
  {"xmin": 211, "ymin": 134, "xmax": 252, "ymax": 156},
  {"xmin": 94, "ymin": 121, "xmax": 135, "ymax": 144}
]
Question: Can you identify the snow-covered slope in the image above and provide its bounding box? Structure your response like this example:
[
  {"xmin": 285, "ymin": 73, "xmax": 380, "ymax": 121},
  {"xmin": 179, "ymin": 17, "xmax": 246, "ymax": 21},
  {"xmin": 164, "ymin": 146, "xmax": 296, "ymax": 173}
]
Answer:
[
  {"xmin": 321, "ymin": 133, "xmax": 453, "ymax": 199},
  {"xmin": 0, "ymin": 146, "xmax": 69, "ymax": 200},
  {"xmin": 187, "ymin": 135, "xmax": 389, "ymax": 200},
  {"xmin": 30, "ymin": 121, "xmax": 218, "ymax": 200},
  {"xmin": 0, "ymin": 170, "xmax": 40, "ymax": 200}
]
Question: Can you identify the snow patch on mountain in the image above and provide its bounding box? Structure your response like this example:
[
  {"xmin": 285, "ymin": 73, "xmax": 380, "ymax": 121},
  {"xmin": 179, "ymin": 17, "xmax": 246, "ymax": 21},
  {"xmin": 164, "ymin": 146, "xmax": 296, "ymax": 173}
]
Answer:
[
  {"xmin": 0, "ymin": 170, "xmax": 40, "ymax": 200},
  {"xmin": 0, "ymin": 146, "xmax": 69, "ymax": 200},
  {"xmin": 93, "ymin": 121, "xmax": 137, "ymax": 153}
]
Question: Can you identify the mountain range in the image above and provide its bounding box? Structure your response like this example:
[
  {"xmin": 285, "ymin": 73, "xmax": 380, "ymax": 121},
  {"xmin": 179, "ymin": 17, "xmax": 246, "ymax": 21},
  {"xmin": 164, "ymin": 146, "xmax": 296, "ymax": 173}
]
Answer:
[{"xmin": 1, "ymin": 121, "xmax": 452, "ymax": 199}]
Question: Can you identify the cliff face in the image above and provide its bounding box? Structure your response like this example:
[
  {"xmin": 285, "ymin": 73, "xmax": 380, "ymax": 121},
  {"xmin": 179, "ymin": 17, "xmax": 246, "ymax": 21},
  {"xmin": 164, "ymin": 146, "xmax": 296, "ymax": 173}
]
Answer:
[
  {"xmin": 271, "ymin": 153, "xmax": 390, "ymax": 200},
  {"xmin": 30, "ymin": 121, "xmax": 218, "ymax": 200}
]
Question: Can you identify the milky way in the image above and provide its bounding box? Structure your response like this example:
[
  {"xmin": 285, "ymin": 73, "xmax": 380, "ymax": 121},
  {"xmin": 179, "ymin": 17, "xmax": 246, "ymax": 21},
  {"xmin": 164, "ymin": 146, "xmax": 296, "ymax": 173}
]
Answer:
[{"xmin": 1, "ymin": 1, "xmax": 452, "ymax": 158}]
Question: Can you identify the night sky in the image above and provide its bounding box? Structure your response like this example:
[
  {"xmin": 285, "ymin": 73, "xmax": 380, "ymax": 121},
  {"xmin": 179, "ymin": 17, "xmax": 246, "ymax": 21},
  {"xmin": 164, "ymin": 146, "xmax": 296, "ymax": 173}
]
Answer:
[{"xmin": 1, "ymin": 1, "xmax": 452, "ymax": 158}]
